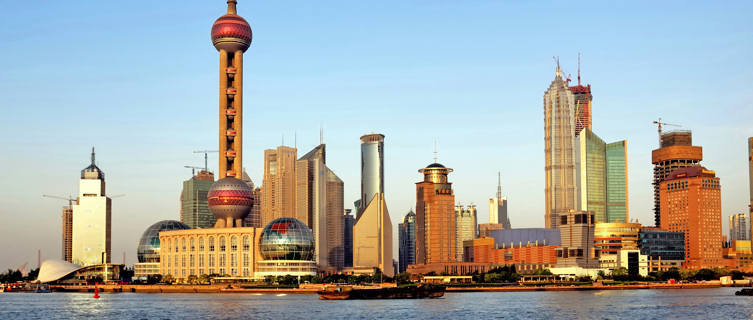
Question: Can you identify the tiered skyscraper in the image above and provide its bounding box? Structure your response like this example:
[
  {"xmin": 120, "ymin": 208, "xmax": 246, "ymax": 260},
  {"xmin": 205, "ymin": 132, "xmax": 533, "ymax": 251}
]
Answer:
[
  {"xmin": 489, "ymin": 172, "xmax": 511, "ymax": 229},
  {"xmin": 72, "ymin": 148, "xmax": 112, "ymax": 266},
  {"xmin": 544, "ymin": 64, "xmax": 578, "ymax": 228},
  {"xmin": 651, "ymin": 131, "xmax": 702, "ymax": 227},
  {"xmin": 416, "ymin": 162, "xmax": 456, "ymax": 263}
]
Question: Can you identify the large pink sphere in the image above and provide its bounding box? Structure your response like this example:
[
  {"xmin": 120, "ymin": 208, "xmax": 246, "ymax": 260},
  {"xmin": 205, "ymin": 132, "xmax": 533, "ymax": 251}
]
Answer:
[
  {"xmin": 207, "ymin": 177, "xmax": 252, "ymax": 220},
  {"xmin": 211, "ymin": 14, "xmax": 252, "ymax": 52}
]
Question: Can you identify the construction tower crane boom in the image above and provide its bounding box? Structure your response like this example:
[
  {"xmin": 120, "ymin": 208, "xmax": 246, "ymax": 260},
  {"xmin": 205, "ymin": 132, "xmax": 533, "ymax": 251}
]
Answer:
[
  {"xmin": 43, "ymin": 194, "xmax": 76, "ymax": 206},
  {"xmin": 652, "ymin": 117, "xmax": 681, "ymax": 145},
  {"xmin": 184, "ymin": 165, "xmax": 204, "ymax": 176},
  {"xmin": 193, "ymin": 150, "xmax": 218, "ymax": 172}
]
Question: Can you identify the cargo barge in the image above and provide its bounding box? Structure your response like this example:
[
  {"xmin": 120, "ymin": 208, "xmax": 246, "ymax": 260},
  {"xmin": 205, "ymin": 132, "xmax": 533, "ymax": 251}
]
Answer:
[{"xmin": 318, "ymin": 284, "xmax": 445, "ymax": 300}]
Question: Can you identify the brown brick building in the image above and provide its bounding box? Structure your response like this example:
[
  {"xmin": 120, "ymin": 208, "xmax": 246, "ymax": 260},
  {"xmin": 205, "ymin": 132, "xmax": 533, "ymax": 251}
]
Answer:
[
  {"xmin": 416, "ymin": 163, "xmax": 456, "ymax": 264},
  {"xmin": 660, "ymin": 166, "xmax": 723, "ymax": 269}
]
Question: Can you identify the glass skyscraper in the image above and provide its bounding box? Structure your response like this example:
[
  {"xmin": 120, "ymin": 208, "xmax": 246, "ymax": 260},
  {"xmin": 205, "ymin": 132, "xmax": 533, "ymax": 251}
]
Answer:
[
  {"xmin": 359, "ymin": 133, "xmax": 385, "ymax": 218},
  {"xmin": 398, "ymin": 210, "xmax": 416, "ymax": 273},
  {"xmin": 576, "ymin": 128, "xmax": 628, "ymax": 223},
  {"xmin": 180, "ymin": 171, "xmax": 215, "ymax": 229}
]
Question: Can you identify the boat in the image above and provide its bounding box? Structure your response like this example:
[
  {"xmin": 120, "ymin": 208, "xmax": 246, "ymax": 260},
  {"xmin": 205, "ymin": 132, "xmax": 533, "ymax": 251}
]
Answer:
[
  {"xmin": 318, "ymin": 284, "xmax": 445, "ymax": 300},
  {"xmin": 735, "ymin": 288, "xmax": 753, "ymax": 296}
]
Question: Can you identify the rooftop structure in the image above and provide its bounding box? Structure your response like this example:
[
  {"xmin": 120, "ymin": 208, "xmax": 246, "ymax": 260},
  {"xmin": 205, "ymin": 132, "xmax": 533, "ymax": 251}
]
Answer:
[{"xmin": 652, "ymin": 130, "xmax": 703, "ymax": 227}]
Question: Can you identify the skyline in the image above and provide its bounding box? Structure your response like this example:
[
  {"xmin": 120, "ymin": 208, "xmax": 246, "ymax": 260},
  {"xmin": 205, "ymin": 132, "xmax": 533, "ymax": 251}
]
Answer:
[{"xmin": 1, "ymin": 0, "xmax": 753, "ymax": 270}]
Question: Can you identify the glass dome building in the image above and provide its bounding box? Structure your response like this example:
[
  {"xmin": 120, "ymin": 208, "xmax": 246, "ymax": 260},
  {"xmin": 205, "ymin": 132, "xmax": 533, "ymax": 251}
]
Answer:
[
  {"xmin": 137, "ymin": 220, "xmax": 190, "ymax": 263},
  {"xmin": 256, "ymin": 217, "xmax": 317, "ymax": 277}
]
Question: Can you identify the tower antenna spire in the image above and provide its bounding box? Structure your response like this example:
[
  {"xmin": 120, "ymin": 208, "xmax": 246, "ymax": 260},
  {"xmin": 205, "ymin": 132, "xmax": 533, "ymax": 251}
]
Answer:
[
  {"xmin": 227, "ymin": 0, "xmax": 237, "ymax": 15},
  {"xmin": 553, "ymin": 56, "xmax": 561, "ymax": 77},
  {"xmin": 577, "ymin": 52, "xmax": 581, "ymax": 86},
  {"xmin": 497, "ymin": 171, "xmax": 502, "ymax": 198},
  {"xmin": 433, "ymin": 140, "xmax": 438, "ymax": 163},
  {"xmin": 91, "ymin": 146, "xmax": 96, "ymax": 165},
  {"xmin": 320, "ymin": 124, "xmax": 324, "ymax": 145}
]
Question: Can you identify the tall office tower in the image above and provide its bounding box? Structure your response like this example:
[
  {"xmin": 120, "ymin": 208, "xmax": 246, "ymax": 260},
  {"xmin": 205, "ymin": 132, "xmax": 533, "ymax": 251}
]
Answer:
[
  {"xmin": 749, "ymin": 137, "xmax": 753, "ymax": 228},
  {"xmin": 325, "ymin": 168, "xmax": 345, "ymax": 269},
  {"xmin": 358, "ymin": 133, "xmax": 385, "ymax": 218},
  {"xmin": 343, "ymin": 209, "xmax": 354, "ymax": 267},
  {"xmin": 575, "ymin": 129, "xmax": 629, "ymax": 223},
  {"xmin": 730, "ymin": 213, "xmax": 750, "ymax": 241},
  {"xmin": 660, "ymin": 166, "xmax": 722, "ymax": 268},
  {"xmin": 180, "ymin": 170, "xmax": 215, "ymax": 228},
  {"xmin": 455, "ymin": 205, "xmax": 477, "ymax": 262},
  {"xmin": 72, "ymin": 148, "xmax": 112, "ymax": 266},
  {"xmin": 556, "ymin": 210, "xmax": 597, "ymax": 268},
  {"xmin": 241, "ymin": 170, "xmax": 261, "ymax": 227},
  {"xmin": 544, "ymin": 64, "xmax": 578, "ymax": 228},
  {"xmin": 261, "ymin": 146, "xmax": 298, "ymax": 226},
  {"xmin": 353, "ymin": 193, "xmax": 394, "ymax": 277},
  {"xmin": 398, "ymin": 209, "xmax": 416, "ymax": 273},
  {"xmin": 415, "ymin": 162, "xmax": 456, "ymax": 264},
  {"xmin": 62, "ymin": 206, "xmax": 73, "ymax": 262},
  {"xmin": 652, "ymin": 131, "xmax": 702, "ymax": 227},
  {"xmin": 489, "ymin": 172, "xmax": 511, "ymax": 229}
]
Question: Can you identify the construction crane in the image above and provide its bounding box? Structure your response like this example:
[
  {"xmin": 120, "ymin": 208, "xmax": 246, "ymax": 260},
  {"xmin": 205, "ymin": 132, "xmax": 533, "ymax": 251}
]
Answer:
[
  {"xmin": 184, "ymin": 165, "xmax": 204, "ymax": 176},
  {"xmin": 652, "ymin": 117, "xmax": 681, "ymax": 145},
  {"xmin": 108, "ymin": 194, "xmax": 126, "ymax": 199},
  {"xmin": 43, "ymin": 194, "xmax": 76, "ymax": 207},
  {"xmin": 193, "ymin": 150, "xmax": 218, "ymax": 172}
]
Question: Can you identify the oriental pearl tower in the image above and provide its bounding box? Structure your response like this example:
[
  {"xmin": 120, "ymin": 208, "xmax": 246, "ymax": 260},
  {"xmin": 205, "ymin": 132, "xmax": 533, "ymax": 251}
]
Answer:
[{"xmin": 207, "ymin": 0, "xmax": 253, "ymax": 228}]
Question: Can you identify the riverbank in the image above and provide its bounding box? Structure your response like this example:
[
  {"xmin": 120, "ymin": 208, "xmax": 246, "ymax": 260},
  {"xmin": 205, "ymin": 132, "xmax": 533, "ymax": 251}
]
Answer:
[{"xmin": 46, "ymin": 282, "xmax": 735, "ymax": 294}]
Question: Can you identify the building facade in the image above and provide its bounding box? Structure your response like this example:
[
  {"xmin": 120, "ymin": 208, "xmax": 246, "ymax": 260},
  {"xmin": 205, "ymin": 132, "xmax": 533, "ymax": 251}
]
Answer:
[
  {"xmin": 241, "ymin": 171, "xmax": 261, "ymax": 228},
  {"xmin": 398, "ymin": 210, "xmax": 416, "ymax": 273},
  {"xmin": 730, "ymin": 213, "xmax": 751, "ymax": 241},
  {"xmin": 343, "ymin": 209, "xmax": 354, "ymax": 268},
  {"xmin": 463, "ymin": 233, "xmax": 559, "ymax": 273},
  {"xmin": 593, "ymin": 222, "xmax": 640, "ymax": 269},
  {"xmin": 749, "ymin": 138, "xmax": 753, "ymax": 230},
  {"xmin": 261, "ymin": 146, "xmax": 298, "ymax": 226},
  {"xmin": 135, "ymin": 220, "xmax": 190, "ymax": 278},
  {"xmin": 489, "ymin": 172, "xmax": 511, "ymax": 229},
  {"xmin": 352, "ymin": 193, "xmax": 394, "ymax": 277},
  {"xmin": 556, "ymin": 210, "xmax": 597, "ymax": 268},
  {"xmin": 358, "ymin": 133, "xmax": 385, "ymax": 218},
  {"xmin": 638, "ymin": 227, "xmax": 685, "ymax": 272},
  {"xmin": 180, "ymin": 170, "xmax": 215, "ymax": 229},
  {"xmin": 72, "ymin": 148, "xmax": 112, "ymax": 266},
  {"xmin": 455, "ymin": 205, "xmax": 477, "ymax": 262},
  {"xmin": 569, "ymin": 77, "xmax": 592, "ymax": 137},
  {"xmin": 660, "ymin": 166, "xmax": 723, "ymax": 269},
  {"xmin": 62, "ymin": 206, "xmax": 73, "ymax": 263},
  {"xmin": 575, "ymin": 129, "xmax": 628, "ymax": 223},
  {"xmin": 416, "ymin": 163, "xmax": 456, "ymax": 264},
  {"xmin": 544, "ymin": 65, "xmax": 578, "ymax": 228},
  {"xmin": 652, "ymin": 131, "xmax": 703, "ymax": 227}
]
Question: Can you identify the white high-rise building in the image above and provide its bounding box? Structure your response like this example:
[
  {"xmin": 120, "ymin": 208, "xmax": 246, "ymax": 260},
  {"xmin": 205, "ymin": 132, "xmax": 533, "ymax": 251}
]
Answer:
[
  {"xmin": 730, "ymin": 213, "xmax": 750, "ymax": 241},
  {"xmin": 489, "ymin": 172, "xmax": 511, "ymax": 229},
  {"xmin": 72, "ymin": 148, "xmax": 112, "ymax": 266}
]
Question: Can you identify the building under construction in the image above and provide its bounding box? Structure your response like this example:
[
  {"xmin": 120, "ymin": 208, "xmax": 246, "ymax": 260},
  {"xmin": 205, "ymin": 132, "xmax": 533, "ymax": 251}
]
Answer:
[{"xmin": 651, "ymin": 130, "xmax": 703, "ymax": 227}]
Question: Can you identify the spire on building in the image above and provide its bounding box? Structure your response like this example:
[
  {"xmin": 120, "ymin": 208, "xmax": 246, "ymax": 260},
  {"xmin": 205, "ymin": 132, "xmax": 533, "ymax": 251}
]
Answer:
[
  {"xmin": 497, "ymin": 171, "xmax": 502, "ymax": 199},
  {"xmin": 91, "ymin": 147, "xmax": 96, "ymax": 166}
]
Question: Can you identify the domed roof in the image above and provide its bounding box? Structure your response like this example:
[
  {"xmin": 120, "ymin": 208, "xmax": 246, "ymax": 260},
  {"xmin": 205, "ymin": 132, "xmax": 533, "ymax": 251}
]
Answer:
[
  {"xmin": 208, "ymin": 177, "xmax": 253, "ymax": 221},
  {"xmin": 426, "ymin": 163, "xmax": 445, "ymax": 168},
  {"xmin": 137, "ymin": 220, "xmax": 190, "ymax": 263},
  {"xmin": 81, "ymin": 147, "xmax": 104, "ymax": 180},
  {"xmin": 259, "ymin": 218, "xmax": 314, "ymax": 261}
]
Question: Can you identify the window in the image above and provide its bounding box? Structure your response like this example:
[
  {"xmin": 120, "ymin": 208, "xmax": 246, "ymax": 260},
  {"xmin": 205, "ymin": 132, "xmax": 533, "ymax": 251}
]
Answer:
[
  {"xmin": 231, "ymin": 253, "xmax": 237, "ymax": 267},
  {"xmin": 231, "ymin": 236, "xmax": 238, "ymax": 251},
  {"xmin": 242, "ymin": 236, "xmax": 250, "ymax": 251},
  {"xmin": 243, "ymin": 253, "xmax": 249, "ymax": 267},
  {"xmin": 209, "ymin": 255, "xmax": 215, "ymax": 268},
  {"xmin": 199, "ymin": 255, "xmax": 204, "ymax": 268},
  {"xmin": 220, "ymin": 236, "xmax": 226, "ymax": 252},
  {"xmin": 561, "ymin": 216, "xmax": 568, "ymax": 225},
  {"xmin": 182, "ymin": 239, "xmax": 186, "ymax": 252},
  {"xmin": 190, "ymin": 238, "xmax": 195, "ymax": 252},
  {"xmin": 199, "ymin": 237, "xmax": 204, "ymax": 251},
  {"xmin": 190, "ymin": 254, "xmax": 195, "ymax": 267},
  {"xmin": 220, "ymin": 254, "xmax": 226, "ymax": 267},
  {"xmin": 209, "ymin": 237, "xmax": 215, "ymax": 252}
]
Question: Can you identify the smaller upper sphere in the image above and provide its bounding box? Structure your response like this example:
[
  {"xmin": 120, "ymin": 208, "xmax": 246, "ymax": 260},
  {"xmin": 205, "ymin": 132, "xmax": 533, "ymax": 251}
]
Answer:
[{"xmin": 211, "ymin": 14, "xmax": 252, "ymax": 52}]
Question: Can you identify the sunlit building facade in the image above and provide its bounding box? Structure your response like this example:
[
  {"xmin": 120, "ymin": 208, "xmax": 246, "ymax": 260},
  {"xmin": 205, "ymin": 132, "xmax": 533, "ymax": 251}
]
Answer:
[
  {"xmin": 455, "ymin": 205, "xmax": 477, "ymax": 262},
  {"xmin": 489, "ymin": 172, "xmax": 511, "ymax": 229},
  {"xmin": 261, "ymin": 146, "xmax": 299, "ymax": 227},
  {"xmin": 416, "ymin": 163, "xmax": 456, "ymax": 264},
  {"xmin": 72, "ymin": 148, "xmax": 112, "ymax": 266},
  {"xmin": 593, "ymin": 222, "xmax": 640, "ymax": 269},
  {"xmin": 62, "ymin": 206, "xmax": 73, "ymax": 263},
  {"xmin": 730, "ymin": 213, "xmax": 751, "ymax": 241},
  {"xmin": 180, "ymin": 170, "xmax": 215, "ymax": 229},
  {"xmin": 575, "ymin": 129, "xmax": 628, "ymax": 223},
  {"xmin": 358, "ymin": 133, "xmax": 385, "ymax": 218},
  {"xmin": 652, "ymin": 131, "xmax": 703, "ymax": 227},
  {"xmin": 353, "ymin": 193, "xmax": 394, "ymax": 277}
]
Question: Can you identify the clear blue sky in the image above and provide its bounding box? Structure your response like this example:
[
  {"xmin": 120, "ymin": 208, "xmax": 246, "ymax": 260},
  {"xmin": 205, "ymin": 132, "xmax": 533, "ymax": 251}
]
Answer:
[{"xmin": 1, "ymin": 1, "xmax": 751, "ymax": 270}]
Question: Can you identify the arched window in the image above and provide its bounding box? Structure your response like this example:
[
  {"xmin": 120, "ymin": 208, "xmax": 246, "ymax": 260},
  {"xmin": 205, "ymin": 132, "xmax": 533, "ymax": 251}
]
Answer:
[
  {"xmin": 190, "ymin": 238, "xmax": 195, "ymax": 252},
  {"xmin": 181, "ymin": 238, "xmax": 186, "ymax": 252},
  {"xmin": 231, "ymin": 236, "xmax": 238, "ymax": 251},
  {"xmin": 220, "ymin": 236, "xmax": 226, "ymax": 252},
  {"xmin": 242, "ymin": 236, "xmax": 250, "ymax": 251},
  {"xmin": 174, "ymin": 239, "xmax": 178, "ymax": 253},
  {"xmin": 198, "ymin": 237, "xmax": 205, "ymax": 251},
  {"xmin": 209, "ymin": 237, "xmax": 215, "ymax": 252}
]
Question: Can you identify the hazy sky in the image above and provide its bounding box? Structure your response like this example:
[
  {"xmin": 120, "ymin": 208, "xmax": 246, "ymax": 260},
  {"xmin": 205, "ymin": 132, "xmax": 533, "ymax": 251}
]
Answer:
[{"xmin": 1, "ymin": 1, "xmax": 751, "ymax": 271}]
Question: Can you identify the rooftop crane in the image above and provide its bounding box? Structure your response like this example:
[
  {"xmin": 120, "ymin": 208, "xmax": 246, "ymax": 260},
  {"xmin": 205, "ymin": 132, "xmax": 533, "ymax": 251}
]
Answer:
[
  {"xmin": 193, "ymin": 150, "xmax": 219, "ymax": 172},
  {"xmin": 43, "ymin": 194, "xmax": 76, "ymax": 207},
  {"xmin": 108, "ymin": 194, "xmax": 126, "ymax": 199},
  {"xmin": 652, "ymin": 117, "xmax": 681, "ymax": 145},
  {"xmin": 184, "ymin": 165, "xmax": 204, "ymax": 176}
]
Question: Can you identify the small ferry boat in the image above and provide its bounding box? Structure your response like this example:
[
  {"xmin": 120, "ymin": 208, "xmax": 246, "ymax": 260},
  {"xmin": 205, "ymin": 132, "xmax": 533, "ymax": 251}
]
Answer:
[{"xmin": 318, "ymin": 284, "xmax": 445, "ymax": 300}]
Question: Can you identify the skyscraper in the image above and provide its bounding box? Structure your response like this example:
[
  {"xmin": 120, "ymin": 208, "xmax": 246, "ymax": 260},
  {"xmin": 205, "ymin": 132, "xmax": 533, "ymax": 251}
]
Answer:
[
  {"xmin": 261, "ymin": 146, "xmax": 298, "ymax": 226},
  {"xmin": 730, "ymin": 213, "xmax": 750, "ymax": 241},
  {"xmin": 569, "ymin": 66, "xmax": 592, "ymax": 138},
  {"xmin": 62, "ymin": 205, "xmax": 72, "ymax": 263},
  {"xmin": 72, "ymin": 148, "xmax": 112, "ymax": 266},
  {"xmin": 544, "ymin": 65, "xmax": 578, "ymax": 228},
  {"xmin": 398, "ymin": 209, "xmax": 416, "ymax": 273},
  {"xmin": 415, "ymin": 162, "xmax": 456, "ymax": 264},
  {"xmin": 358, "ymin": 133, "xmax": 384, "ymax": 218},
  {"xmin": 343, "ymin": 209, "xmax": 354, "ymax": 267},
  {"xmin": 455, "ymin": 204, "xmax": 477, "ymax": 262},
  {"xmin": 241, "ymin": 170, "xmax": 261, "ymax": 228},
  {"xmin": 353, "ymin": 193, "xmax": 394, "ymax": 277},
  {"xmin": 652, "ymin": 131, "xmax": 703, "ymax": 227},
  {"xmin": 749, "ymin": 137, "xmax": 752, "ymax": 230},
  {"xmin": 489, "ymin": 172, "xmax": 511, "ymax": 229},
  {"xmin": 325, "ymin": 167, "xmax": 344, "ymax": 269},
  {"xmin": 575, "ymin": 128, "xmax": 628, "ymax": 223},
  {"xmin": 660, "ymin": 166, "xmax": 722, "ymax": 268},
  {"xmin": 180, "ymin": 170, "xmax": 215, "ymax": 228}
]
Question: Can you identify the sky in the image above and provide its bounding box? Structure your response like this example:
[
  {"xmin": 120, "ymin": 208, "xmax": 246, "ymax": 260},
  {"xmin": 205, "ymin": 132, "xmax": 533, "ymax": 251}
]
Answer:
[{"xmin": 0, "ymin": 0, "xmax": 752, "ymax": 271}]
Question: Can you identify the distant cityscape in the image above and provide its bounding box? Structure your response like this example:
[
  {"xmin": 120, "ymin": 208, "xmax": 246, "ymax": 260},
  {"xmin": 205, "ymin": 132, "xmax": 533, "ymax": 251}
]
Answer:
[{"xmin": 19, "ymin": 0, "xmax": 753, "ymax": 285}]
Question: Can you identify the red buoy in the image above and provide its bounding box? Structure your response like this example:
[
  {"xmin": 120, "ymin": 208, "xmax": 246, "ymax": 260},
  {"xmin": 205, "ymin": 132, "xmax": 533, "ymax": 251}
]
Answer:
[{"xmin": 93, "ymin": 282, "xmax": 100, "ymax": 299}]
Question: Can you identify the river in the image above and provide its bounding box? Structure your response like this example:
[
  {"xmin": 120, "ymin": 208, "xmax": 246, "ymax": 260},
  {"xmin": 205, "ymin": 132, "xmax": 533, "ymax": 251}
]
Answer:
[{"xmin": 1, "ymin": 287, "xmax": 750, "ymax": 319}]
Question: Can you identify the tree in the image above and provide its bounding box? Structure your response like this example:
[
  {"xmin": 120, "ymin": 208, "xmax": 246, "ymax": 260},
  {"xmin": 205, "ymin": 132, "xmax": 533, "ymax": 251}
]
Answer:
[
  {"xmin": 198, "ymin": 274, "xmax": 211, "ymax": 284},
  {"xmin": 162, "ymin": 274, "xmax": 175, "ymax": 284},
  {"xmin": 186, "ymin": 275, "xmax": 198, "ymax": 284},
  {"xmin": 692, "ymin": 269, "xmax": 716, "ymax": 281}
]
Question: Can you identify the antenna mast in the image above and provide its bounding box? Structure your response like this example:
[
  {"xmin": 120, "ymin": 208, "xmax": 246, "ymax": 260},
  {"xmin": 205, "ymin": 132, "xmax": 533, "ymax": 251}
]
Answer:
[
  {"xmin": 497, "ymin": 172, "xmax": 502, "ymax": 198},
  {"xmin": 577, "ymin": 52, "xmax": 582, "ymax": 86},
  {"xmin": 433, "ymin": 140, "xmax": 438, "ymax": 163}
]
